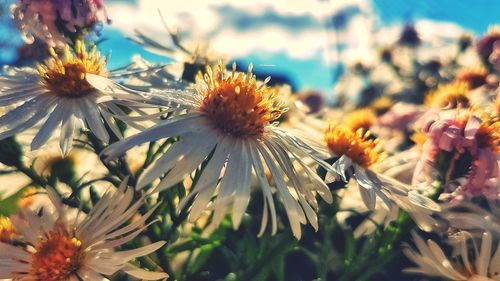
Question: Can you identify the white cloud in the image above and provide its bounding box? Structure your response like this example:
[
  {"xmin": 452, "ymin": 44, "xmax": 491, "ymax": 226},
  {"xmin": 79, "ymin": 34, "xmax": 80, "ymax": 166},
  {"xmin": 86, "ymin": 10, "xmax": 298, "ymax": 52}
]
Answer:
[{"xmin": 106, "ymin": 0, "xmax": 371, "ymax": 61}]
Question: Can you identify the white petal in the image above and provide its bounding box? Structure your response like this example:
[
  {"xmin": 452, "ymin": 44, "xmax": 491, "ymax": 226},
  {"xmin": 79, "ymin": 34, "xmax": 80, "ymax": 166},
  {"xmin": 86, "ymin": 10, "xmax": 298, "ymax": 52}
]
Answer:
[
  {"xmin": 154, "ymin": 133, "xmax": 217, "ymax": 192},
  {"xmin": 248, "ymin": 141, "xmax": 277, "ymax": 236},
  {"xmin": 101, "ymin": 113, "xmax": 205, "ymax": 160},
  {"xmin": 60, "ymin": 110, "xmax": 77, "ymax": 156},
  {"xmin": 408, "ymin": 191, "xmax": 441, "ymax": 212},
  {"xmin": 122, "ymin": 263, "xmax": 168, "ymax": 280},
  {"xmin": 184, "ymin": 137, "xmax": 230, "ymax": 221},
  {"xmin": 231, "ymin": 139, "xmax": 252, "ymax": 229},
  {"xmin": 31, "ymin": 103, "xmax": 63, "ymax": 150},
  {"xmin": 82, "ymin": 98, "xmax": 109, "ymax": 143}
]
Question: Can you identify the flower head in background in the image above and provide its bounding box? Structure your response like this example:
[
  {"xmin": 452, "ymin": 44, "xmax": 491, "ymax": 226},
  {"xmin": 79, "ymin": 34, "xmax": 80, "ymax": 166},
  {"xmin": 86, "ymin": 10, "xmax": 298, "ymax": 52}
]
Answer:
[
  {"xmin": 344, "ymin": 108, "xmax": 377, "ymax": 133},
  {"xmin": 100, "ymin": 62, "xmax": 335, "ymax": 239},
  {"xmin": 11, "ymin": 0, "xmax": 108, "ymax": 47},
  {"xmin": 425, "ymin": 82, "xmax": 471, "ymax": 109},
  {"xmin": 377, "ymin": 102, "xmax": 423, "ymax": 132},
  {"xmin": 296, "ymin": 90, "xmax": 325, "ymax": 114},
  {"xmin": 404, "ymin": 231, "xmax": 500, "ymax": 281},
  {"xmin": 0, "ymin": 41, "xmax": 162, "ymax": 155},
  {"xmin": 323, "ymin": 124, "xmax": 439, "ymax": 212},
  {"xmin": 413, "ymin": 111, "xmax": 499, "ymax": 200},
  {"xmin": 477, "ymin": 27, "xmax": 500, "ymax": 68},
  {"xmin": 0, "ymin": 181, "xmax": 168, "ymax": 280}
]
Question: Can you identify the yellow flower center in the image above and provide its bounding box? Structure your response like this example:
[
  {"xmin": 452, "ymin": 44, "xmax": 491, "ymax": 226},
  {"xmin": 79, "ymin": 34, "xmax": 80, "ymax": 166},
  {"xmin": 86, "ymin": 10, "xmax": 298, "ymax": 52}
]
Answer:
[
  {"xmin": 324, "ymin": 125, "xmax": 383, "ymax": 168},
  {"xmin": 31, "ymin": 227, "xmax": 83, "ymax": 281},
  {"xmin": 199, "ymin": 62, "xmax": 286, "ymax": 137},
  {"xmin": 37, "ymin": 40, "xmax": 107, "ymax": 97},
  {"xmin": 0, "ymin": 216, "xmax": 16, "ymax": 243},
  {"xmin": 425, "ymin": 82, "xmax": 470, "ymax": 109}
]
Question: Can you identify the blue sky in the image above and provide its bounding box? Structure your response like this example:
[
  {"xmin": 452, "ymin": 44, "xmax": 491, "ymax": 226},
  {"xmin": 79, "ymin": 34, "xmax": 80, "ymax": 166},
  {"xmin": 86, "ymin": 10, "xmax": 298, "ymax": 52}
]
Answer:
[
  {"xmin": 2, "ymin": 0, "xmax": 499, "ymax": 93},
  {"xmin": 99, "ymin": 0, "xmax": 500, "ymax": 93}
]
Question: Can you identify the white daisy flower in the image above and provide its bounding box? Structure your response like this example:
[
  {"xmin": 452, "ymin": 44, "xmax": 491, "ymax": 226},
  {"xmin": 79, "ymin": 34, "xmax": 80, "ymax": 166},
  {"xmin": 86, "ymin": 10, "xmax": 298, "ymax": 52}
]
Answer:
[
  {"xmin": 0, "ymin": 40, "xmax": 162, "ymax": 156},
  {"xmin": 98, "ymin": 62, "xmax": 335, "ymax": 239},
  {"xmin": 322, "ymin": 124, "xmax": 440, "ymax": 212},
  {"xmin": 0, "ymin": 180, "xmax": 168, "ymax": 281},
  {"xmin": 404, "ymin": 231, "xmax": 500, "ymax": 281}
]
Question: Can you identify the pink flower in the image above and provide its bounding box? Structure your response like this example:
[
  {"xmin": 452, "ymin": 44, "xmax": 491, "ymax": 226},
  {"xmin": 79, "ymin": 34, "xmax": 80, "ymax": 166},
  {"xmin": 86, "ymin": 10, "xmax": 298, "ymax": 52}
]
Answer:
[
  {"xmin": 377, "ymin": 103, "xmax": 423, "ymax": 131},
  {"xmin": 12, "ymin": 0, "xmax": 108, "ymax": 47},
  {"xmin": 413, "ymin": 111, "xmax": 499, "ymax": 200}
]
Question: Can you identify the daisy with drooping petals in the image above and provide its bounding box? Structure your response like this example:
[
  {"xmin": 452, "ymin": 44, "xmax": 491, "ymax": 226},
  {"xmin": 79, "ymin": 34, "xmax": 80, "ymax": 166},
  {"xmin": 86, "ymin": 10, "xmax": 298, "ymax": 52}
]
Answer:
[
  {"xmin": 0, "ymin": 41, "xmax": 163, "ymax": 155},
  {"xmin": 404, "ymin": 231, "xmax": 500, "ymax": 281},
  {"xmin": 100, "ymin": 62, "xmax": 335, "ymax": 239},
  {"xmin": 322, "ymin": 124, "xmax": 440, "ymax": 212},
  {"xmin": 0, "ymin": 180, "xmax": 168, "ymax": 281}
]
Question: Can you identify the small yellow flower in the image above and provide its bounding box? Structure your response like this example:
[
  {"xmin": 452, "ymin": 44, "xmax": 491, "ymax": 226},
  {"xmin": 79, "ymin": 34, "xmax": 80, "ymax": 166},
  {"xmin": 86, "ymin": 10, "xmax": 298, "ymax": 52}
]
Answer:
[
  {"xmin": 324, "ymin": 124, "xmax": 384, "ymax": 168},
  {"xmin": 425, "ymin": 82, "xmax": 470, "ymax": 109}
]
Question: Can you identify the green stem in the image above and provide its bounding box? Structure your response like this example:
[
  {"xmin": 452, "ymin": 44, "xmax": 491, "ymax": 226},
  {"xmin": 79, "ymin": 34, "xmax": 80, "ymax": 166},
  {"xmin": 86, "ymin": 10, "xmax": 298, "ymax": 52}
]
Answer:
[
  {"xmin": 17, "ymin": 165, "xmax": 48, "ymax": 187},
  {"xmin": 236, "ymin": 234, "xmax": 296, "ymax": 281}
]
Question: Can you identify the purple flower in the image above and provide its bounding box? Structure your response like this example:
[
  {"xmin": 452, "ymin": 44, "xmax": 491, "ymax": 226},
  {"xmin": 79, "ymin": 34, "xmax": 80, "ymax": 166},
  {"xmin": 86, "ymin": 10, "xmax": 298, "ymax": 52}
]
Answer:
[{"xmin": 12, "ymin": 0, "xmax": 108, "ymax": 47}]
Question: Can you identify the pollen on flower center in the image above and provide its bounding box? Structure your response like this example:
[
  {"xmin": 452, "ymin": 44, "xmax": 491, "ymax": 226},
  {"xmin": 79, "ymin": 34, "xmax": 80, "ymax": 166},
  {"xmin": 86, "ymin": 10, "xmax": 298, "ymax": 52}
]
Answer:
[
  {"xmin": 31, "ymin": 227, "xmax": 83, "ymax": 281},
  {"xmin": 0, "ymin": 216, "xmax": 16, "ymax": 243},
  {"xmin": 324, "ymin": 124, "xmax": 383, "ymax": 168},
  {"xmin": 199, "ymin": 62, "xmax": 286, "ymax": 137},
  {"xmin": 37, "ymin": 40, "xmax": 108, "ymax": 97}
]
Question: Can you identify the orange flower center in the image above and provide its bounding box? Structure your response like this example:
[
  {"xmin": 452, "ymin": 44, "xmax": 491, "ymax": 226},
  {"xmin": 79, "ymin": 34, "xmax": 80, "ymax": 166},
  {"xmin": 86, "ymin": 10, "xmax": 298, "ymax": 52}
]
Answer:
[
  {"xmin": 37, "ymin": 40, "xmax": 107, "ymax": 97},
  {"xmin": 324, "ymin": 125, "xmax": 383, "ymax": 168},
  {"xmin": 0, "ymin": 216, "xmax": 16, "ymax": 243},
  {"xmin": 31, "ymin": 228, "xmax": 83, "ymax": 281},
  {"xmin": 199, "ymin": 62, "xmax": 286, "ymax": 137}
]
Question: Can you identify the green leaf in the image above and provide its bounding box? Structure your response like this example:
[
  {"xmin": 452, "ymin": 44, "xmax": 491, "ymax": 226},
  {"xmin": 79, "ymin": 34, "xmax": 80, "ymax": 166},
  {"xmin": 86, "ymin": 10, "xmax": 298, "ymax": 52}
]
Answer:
[{"xmin": 0, "ymin": 186, "xmax": 28, "ymax": 216}]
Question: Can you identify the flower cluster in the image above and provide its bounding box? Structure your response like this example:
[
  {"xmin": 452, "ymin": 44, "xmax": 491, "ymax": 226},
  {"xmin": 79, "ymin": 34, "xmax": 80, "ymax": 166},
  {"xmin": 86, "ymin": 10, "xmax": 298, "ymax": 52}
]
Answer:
[{"xmin": 0, "ymin": 2, "xmax": 498, "ymax": 281}]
